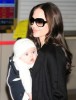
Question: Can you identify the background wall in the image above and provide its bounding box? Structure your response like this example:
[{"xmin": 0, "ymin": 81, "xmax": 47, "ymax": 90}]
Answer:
[
  {"xmin": 66, "ymin": 38, "xmax": 76, "ymax": 89},
  {"xmin": 0, "ymin": 0, "xmax": 76, "ymax": 100},
  {"xmin": 0, "ymin": 34, "xmax": 1, "ymax": 100},
  {"xmin": 0, "ymin": 34, "xmax": 13, "ymax": 100}
]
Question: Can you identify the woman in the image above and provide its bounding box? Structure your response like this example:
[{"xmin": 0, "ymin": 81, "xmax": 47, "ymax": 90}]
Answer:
[{"xmin": 27, "ymin": 2, "xmax": 73, "ymax": 100}]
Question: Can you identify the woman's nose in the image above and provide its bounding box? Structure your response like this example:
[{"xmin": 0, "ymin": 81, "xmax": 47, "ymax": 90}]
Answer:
[{"xmin": 31, "ymin": 22, "xmax": 37, "ymax": 28}]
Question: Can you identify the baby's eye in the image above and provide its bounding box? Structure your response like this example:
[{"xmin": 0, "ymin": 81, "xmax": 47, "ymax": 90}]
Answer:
[
  {"xmin": 25, "ymin": 53, "xmax": 28, "ymax": 56},
  {"xmin": 32, "ymin": 51, "xmax": 36, "ymax": 54},
  {"xmin": 32, "ymin": 50, "xmax": 37, "ymax": 54}
]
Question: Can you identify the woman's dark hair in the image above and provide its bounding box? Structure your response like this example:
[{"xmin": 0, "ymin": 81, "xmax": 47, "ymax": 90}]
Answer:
[{"xmin": 27, "ymin": 2, "xmax": 73, "ymax": 77}]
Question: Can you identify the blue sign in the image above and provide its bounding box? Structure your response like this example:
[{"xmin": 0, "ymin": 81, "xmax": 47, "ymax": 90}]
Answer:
[
  {"xmin": 0, "ymin": 0, "xmax": 15, "ymax": 4},
  {"xmin": 0, "ymin": 19, "xmax": 13, "ymax": 25}
]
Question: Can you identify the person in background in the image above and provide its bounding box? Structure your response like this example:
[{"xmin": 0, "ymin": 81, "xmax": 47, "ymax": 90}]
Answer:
[
  {"xmin": 26, "ymin": 2, "xmax": 73, "ymax": 100},
  {"xmin": 7, "ymin": 38, "xmax": 37, "ymax": 100}
]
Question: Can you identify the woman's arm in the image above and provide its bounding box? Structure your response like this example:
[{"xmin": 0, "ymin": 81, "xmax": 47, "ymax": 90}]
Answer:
[{"xmin": 47, "ymin": 45, "xmax": 68, "ymax": 100}]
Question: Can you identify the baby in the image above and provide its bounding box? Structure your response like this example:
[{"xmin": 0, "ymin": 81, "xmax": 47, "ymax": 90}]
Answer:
[{"xmin": 7, "ymin": 38, "xmax": 37, "ymax": 100}]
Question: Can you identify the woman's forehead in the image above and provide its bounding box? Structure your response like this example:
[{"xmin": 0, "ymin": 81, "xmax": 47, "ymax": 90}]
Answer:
[{"xmin": 33, "ymin": 8, "xmax": 46, "ymax": 20}]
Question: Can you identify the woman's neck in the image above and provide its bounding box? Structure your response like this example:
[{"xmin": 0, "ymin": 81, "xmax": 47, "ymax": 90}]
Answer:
[{"xmin": 39, "ymin": 37, "xmax": 45, "ymax": 47}]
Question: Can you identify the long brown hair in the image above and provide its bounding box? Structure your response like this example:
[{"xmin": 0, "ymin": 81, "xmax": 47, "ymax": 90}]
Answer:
[{"xmin": 27, "ymin": 2, "xmax": 73, "ymax": 76}]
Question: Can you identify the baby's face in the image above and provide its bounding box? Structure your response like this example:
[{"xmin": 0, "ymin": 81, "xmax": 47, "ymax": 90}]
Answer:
[{"xmin": 20, "ymin": 47, "xmax": 37, "ymax": 65}]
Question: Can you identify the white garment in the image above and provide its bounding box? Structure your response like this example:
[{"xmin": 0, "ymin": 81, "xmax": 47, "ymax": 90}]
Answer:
[
  {"xmin": 13, "ymin": 57, "xmax": 33, "ymax": 100},
  {"xmin": 22, "ymin": 93, "xmax": 29, "ymax": 100}
]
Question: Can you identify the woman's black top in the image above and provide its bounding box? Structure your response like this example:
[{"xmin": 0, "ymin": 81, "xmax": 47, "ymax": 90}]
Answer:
[{"xmin": 31, "ymin": 42, "xmax": 68, "ymax": 100}]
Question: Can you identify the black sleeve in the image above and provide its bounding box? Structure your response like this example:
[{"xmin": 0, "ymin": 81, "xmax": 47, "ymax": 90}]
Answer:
[{"xmin": 47, "ymin": 46, "xmax": 68, "ymax": 100}]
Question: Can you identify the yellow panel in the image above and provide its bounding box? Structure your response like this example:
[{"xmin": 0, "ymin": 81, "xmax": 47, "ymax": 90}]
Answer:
[{"xmin": 13, "ymin": 19, "xmax": 29, "ymax": 39}]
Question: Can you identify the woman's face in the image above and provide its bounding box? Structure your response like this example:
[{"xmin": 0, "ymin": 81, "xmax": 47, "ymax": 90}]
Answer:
[{"xmin": 30, "ymin": 8, "xmax": 49, "ymax": 43}]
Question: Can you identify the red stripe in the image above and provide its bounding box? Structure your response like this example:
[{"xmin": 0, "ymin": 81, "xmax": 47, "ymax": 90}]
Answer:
[{"xmin": 0, "ymin": 41, "xmax": 15, "ymax": 45}]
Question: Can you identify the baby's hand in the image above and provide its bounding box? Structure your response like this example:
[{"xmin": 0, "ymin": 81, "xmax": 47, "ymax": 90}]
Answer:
[{"xmin": 27, "ymin": 93, "xmax": 32, "ymax": 100}]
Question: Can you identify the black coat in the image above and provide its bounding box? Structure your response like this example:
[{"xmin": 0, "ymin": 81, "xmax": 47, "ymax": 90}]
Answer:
[
  {"xmin": 7, "ymin": 57, "xmax": 25, "ymax": 100},
  {"xmin": 31, "ymin": 43, "xmax": 68, "ymax": 100}
]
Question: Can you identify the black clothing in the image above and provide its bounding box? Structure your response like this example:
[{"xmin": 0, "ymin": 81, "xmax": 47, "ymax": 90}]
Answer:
[
  {"xmin": 7, "ymin": 57, "xmax": 25, "ymax": 100},
  {"xmin": 31, "ymin": 43, "xmax": 68, "ymax": 100}
]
